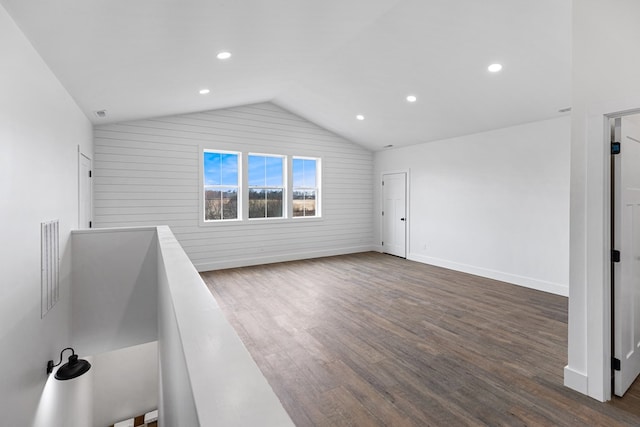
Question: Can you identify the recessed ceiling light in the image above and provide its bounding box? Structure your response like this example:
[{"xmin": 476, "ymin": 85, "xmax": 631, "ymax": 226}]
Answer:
[
  {"xmin": 406, "ymin": 95, "xmax": 417, "ymax": 103},
  {"xmin": 94, "ymin": 110, "xmax": 107, "ymax": 118},
  {"xmin": 558, "ymin": 107, "xmax": 572, "ymax": 113},
  {"xmin": 488, "ymin": 63, "xmax": 503, "ymax": 73},
  {"xmin": 199, "ymin": 89, "xmax": 210, "ymax": 95},
  {"xmin": 356, "ymin": 114, "xmax": 365, "ymax": 121},
  {"xmin": 217, "ymin": 51, "xmax": 232, "ymax": 60}
]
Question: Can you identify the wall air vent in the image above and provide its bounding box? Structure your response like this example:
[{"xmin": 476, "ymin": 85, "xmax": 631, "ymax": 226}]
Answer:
[{"xmin": 41, "ymin": 220, "xmax": 60, "ymax": 318}]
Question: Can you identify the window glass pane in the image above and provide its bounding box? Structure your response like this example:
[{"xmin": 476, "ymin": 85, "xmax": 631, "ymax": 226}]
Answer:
[
  {"xmin": 204, "ymin": 152, "xmax": 238, "ymax": 186},
  {"xmin": 248, "ymin": 189, "xmax": 266, "ymax": 218},
  {"xmin": 266, "ymin": 189, "xmax": 283, "ymax": 217},
  {"xmin": 222, "ymin": 189, "xmax": 238, "ymax": 219},
  {"xmin": 205, "ymin": 187, "xmax": 237, "ymax": 220},
  {"xmin": 248, "ymin": 155, "xmax": 265, "ymax": 187},
  {"xmin": 221, "ymin": 153, "xmax": 238, "ymax": 186},
  {"xmin": 204, "ymin": 152, "xmax": 222, "ymax": 186},
  {"xmin": 292, "ymin": 158, "xmax": 303, "ymax": 187},
  {"xmin": 266, "ymin": 157, "xmax": 283, "ymax": 187},
  {"xmin": 293, "ymin": 158, "xmax": 316, "ymax": 188},
  {"xmin": 293, "ymin": 190, "xmax": 316, "ymax": 217},
  {"xmin": 205, "ymin": 189, "xmax": 221, "ymax": 220},
  {"xmin": 249, "ymin": 155, "xmax": 283, "ymax": 187},
  {"xmin": 302, "ymin": 159, "xmax": 316, "ymax": 187},
  {"xmin": 249, "ymin": 189, "xmax": 284, "ymax": 218},
  {"xmin": 204, "ymin": 151, "xmax": 239, "ymax": 221}
]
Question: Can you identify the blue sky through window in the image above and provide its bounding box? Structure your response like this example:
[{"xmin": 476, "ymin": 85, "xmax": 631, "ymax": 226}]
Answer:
[
  {"xmin": 204, "ymin": 152, "xmax": 238, "ymax": 186},
  {"xmin": 293, "ymin": 158, "xmax": 317, "ymax": 188},
  {"xmin": 249, "ymin": 155, "xmax": 283, "ymax": 187}
]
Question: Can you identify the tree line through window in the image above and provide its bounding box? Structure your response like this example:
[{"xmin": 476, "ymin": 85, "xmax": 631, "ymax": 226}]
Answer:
[{"xmin": 203, "ymin": 150, "xmax": 320, "ymax": 221}]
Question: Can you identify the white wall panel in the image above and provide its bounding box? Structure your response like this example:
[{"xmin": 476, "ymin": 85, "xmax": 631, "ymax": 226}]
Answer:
[
  {"xmin": 0, "ymin": 4, "xmax": 93, "ymax": 426},
  {"xmin": 375, "ymin": 116, "xmax": 570, "ymax": 296},
  {"xmin": 71, "ymin": 228, "xmax": 158, "ymax": 355},
  {"xmin": 94, "ymin": 103, "xmax": 374, "ymax": 270}
]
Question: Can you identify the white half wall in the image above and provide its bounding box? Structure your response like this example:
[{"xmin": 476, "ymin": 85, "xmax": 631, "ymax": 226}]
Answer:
[
  {"xmin": 0, "ymin": 4, "xmax": 93, "ymax": 426},
  {"xmin": 71, "ymin": 228, "xmax": 158, "ymax": 355},
  {"xmin": 156, "ymin": 225, "xmax": 293, "ymax": 426},
  {"xmin": 92, "ymin": 103, "xmax": 374, "ymax": 271},
  {"xmin": 92, "ymin": 342, "xmax": 158, "ymax": 427},
  {"xmin": 374, "ymin": 116, "xmax": 570, "ymax": 296}
]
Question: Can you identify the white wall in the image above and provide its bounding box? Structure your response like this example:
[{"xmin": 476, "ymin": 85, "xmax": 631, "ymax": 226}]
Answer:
[
  {"xmin": 566, "ymin": 0, "xmax": 640, "ymax": 401},
  {"xmin": 71, "ymin": 228, "xmax": 158, "ymax": 355},
  {"xmin": 93, "ymin": 103, "xmax": 374, "ymax": 271},
  {"xmin": 374, "ymin": 116, "xmax": 570, "ymax": 295},
  {"xmin": 0, "ymin": 4, "xmax": 93, "ymax": 426}
]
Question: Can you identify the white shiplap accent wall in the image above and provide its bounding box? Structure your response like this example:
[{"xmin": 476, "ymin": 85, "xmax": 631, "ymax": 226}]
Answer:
[{"xmin": 93, "ymin": 103, "xmax": 374, "ymax": 271}]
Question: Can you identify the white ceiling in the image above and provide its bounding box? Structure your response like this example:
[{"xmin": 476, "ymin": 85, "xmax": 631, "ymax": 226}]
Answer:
[{"xmin": 1, "ymin": 0, "xmax": 571, "ymax": 151}]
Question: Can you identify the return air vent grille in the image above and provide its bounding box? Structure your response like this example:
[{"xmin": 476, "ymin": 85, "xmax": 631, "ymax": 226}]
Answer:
[{"xmin": 41, "ymin": 220, "xmax": 60, "ymax": 318}]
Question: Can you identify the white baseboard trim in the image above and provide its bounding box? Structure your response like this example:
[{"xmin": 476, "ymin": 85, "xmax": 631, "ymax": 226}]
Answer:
[
  {"xmin": 564, "ymin": 365, "xmax": 589, "ymax": 396},
  {"xmin": 194, "ymin": 245, "xmax": 376, "ymax": 272},
  {"xmin": 407, "ymin": 253, "xmax": 569, "ymax": 296}
]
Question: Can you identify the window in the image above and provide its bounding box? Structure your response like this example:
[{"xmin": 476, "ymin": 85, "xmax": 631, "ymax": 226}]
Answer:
[
  {"xmin": 203, "ymin": 151, "xmax": 240, "ymax": 221},
  {"xmin": 248, "ymin": 154, "xmax": 285, "ymax": 219},
  {"xmin": 202, "ymin": 150, "xmax": 320, "ymax": 222},
  {"xmin": 292, "ymin": 157, "xmax": 320, "ymax": 217}
]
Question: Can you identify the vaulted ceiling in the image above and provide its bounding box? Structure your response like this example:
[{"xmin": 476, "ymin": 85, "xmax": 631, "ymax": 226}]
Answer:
[{"xmin": 1, "ymin": 0, "xmax": 571, "ymax": 150}]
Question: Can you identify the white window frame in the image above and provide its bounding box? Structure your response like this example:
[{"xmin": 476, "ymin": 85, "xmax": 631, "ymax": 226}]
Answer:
[
  {"xmin": 201, "ymin": 149, "xmax": 242, "ymax": 223},
  {"xmin": 291, "ymin": 156, "xmax": 321, "ymax": 218},
  {"xmin": 247, "ymin": 153, "xmax": 287, "ymax": 220}
]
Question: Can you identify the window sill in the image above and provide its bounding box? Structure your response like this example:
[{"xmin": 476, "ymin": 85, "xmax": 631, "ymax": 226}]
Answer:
[{"xmin": 198, "ymin": 216, "xmax": 323, "ymax": 227}]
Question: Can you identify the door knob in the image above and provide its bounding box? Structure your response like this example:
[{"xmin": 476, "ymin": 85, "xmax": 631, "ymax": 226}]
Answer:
[{"xmin": 400, "ymin": 218, "xmax": 405, "ymax": 221}]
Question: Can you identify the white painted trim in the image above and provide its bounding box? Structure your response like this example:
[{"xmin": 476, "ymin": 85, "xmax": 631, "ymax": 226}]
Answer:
[
  {"xmin": 408, "ymin": 253, "xmax": 569, "ymax": 297},
  {"xmin": 77, "ymin": 149, "xmax": 92, "ymax": 229},
  {"xmin": 563, "ymin": 365, "xmax": 588, "ymax": 395},
  {"xmin": 574, "ymin": 99, "xmax": 640, "ymax": 402},
  {"xmin": 72, "ymin": 226, "xmax": 158, "ymax": 235},
  {"xmin": 194, "ymin": 245, "xmax": 375, "ymax": 272}
]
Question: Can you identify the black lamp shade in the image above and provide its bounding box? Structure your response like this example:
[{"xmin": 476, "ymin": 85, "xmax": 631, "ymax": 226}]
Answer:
[{"xmin": 54, "ymin": 354, "xmax": 91, "ymax": 380}]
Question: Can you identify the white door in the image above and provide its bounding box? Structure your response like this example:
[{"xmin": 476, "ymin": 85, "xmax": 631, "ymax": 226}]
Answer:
[
  {"xmin": 382, "ymin": 173, "xmax": 406, "ymax": 258},
  {"xmin": 613, "ymin": 116, "xmax": 640, "ymax": 396},
  {"xmin": 79, "ymin": 153, "xmax": 92, "ymax": 229}
]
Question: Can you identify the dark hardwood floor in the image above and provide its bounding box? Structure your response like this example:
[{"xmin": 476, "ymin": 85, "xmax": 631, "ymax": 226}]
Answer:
[{"xmin": 201, "ymin": 252, "xmax": 640, "ymax": 426}]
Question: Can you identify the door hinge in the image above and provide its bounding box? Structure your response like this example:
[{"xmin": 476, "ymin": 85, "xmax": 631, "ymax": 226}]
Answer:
[
  {"xmin": 612, "ymin": 142, "xmax": 621, "ymax": 155},
  {"xmin": 611, "ymin": 249, "xmax": 621, "ymax": 263},
  {"xmin": 89, "ymin": 221, "xmax": 92, "ymax": 228},
  {"xmin": 382, "ymin": 211, "xmax": 384, "ymax": 216},
  {"xmin": 381, "ymin": 241, "xmax": 384, "ymax": 246},
  {"xmin": 612, "ymin": 357, "xmax": 621, "ymax": 371},
  {"xmin": 89, "ymin": 170, "xmax": 92, "ymax": 178}
]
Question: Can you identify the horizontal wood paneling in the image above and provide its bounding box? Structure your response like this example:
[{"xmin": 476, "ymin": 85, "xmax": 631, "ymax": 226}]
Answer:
[{"xmin": 94, "ymin": 103, "xmax": 374, "ymax": 270}]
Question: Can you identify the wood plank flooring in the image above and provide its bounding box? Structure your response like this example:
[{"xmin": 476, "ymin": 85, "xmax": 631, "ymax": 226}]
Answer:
[{"xmin": 201, "ymin": 252, "xmax": 640, "ymax": 426}]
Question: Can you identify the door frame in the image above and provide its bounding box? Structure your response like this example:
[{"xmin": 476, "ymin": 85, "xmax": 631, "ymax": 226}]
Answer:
[
  {"xmin": 568, "ymin": 101, "xmax": 640, "ymax": 402},
  {"xmin": 380, "ymin": 169, "xmax": 410, "ymax": 256},
  {"xmin": 609, "ymin": 114, "xmax": 640, "ymax": 397},
  {"xmin": 78, "ymin": 149, "xmax": 92, "ymax": 229}
]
